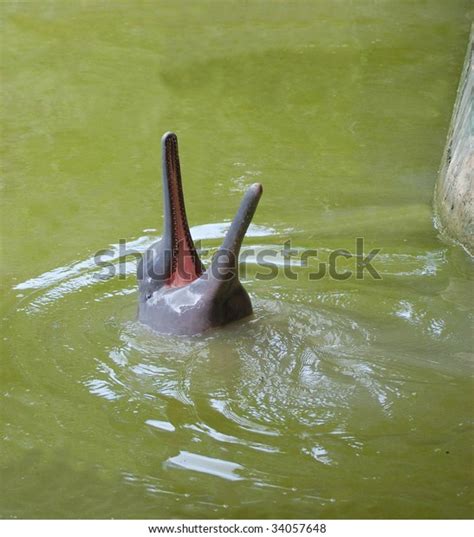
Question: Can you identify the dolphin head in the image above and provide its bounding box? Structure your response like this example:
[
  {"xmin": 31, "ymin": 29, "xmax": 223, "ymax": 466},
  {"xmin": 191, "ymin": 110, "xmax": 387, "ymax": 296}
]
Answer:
[{"xmin": 137, "ymin": 132, "xmax": 262, "ymax": 334}]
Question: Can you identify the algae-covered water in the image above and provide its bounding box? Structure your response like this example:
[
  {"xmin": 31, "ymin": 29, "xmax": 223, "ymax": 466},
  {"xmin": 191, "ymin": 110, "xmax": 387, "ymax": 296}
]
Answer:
[{"xmin": 1, "ymin": 0, "xmax": 473, "ymax": 519}]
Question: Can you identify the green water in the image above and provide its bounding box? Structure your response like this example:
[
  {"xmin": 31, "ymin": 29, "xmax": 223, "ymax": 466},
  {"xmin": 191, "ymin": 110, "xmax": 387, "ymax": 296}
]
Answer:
[{"xmin": 1, "ymin": 0, "xmax": 473, "ymax": 519}]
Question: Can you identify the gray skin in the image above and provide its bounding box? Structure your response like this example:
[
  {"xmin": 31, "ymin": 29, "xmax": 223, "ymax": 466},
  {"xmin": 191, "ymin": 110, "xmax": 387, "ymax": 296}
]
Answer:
[{"xmin": 137, "ymin": 132, "xmax": 263, "ymax": 335}]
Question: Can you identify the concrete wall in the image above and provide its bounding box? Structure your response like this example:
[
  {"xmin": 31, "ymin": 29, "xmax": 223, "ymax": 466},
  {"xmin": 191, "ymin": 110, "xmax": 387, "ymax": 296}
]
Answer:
[{"xmin": 434, "ymin": 25, "xmax": 473, "ymax": 256}]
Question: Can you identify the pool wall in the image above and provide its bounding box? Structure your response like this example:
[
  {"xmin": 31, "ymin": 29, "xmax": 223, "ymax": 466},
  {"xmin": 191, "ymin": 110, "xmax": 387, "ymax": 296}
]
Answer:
[{"xmin": 434, "ymin": 24, "xmax": 473, "ymax": 255}]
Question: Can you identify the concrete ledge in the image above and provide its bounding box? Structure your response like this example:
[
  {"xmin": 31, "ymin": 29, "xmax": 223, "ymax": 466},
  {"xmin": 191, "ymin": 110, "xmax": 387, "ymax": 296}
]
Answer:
[{"xmin": 434, "ymin": 25, "xmax": 473, "ymax": 256}]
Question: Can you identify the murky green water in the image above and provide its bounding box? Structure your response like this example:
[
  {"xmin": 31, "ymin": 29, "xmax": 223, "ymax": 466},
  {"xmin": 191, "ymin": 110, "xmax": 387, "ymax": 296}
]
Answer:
[{"xmin": 1, "ymin": 0, "xmax": 473, "ymax": 519}]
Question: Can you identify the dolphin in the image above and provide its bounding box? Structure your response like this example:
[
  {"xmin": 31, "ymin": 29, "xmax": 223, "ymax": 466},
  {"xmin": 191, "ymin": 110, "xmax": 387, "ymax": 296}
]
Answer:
[{"xmin": 137, "ymin": 132, "xmax": 263, "ymax": 335}]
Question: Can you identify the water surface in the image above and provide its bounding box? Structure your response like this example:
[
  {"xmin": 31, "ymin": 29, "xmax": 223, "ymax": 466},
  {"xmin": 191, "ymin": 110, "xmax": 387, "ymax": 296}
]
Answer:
[{"xmin": 1, "ymin": 0, "xmax": 473, "ymax": 518}]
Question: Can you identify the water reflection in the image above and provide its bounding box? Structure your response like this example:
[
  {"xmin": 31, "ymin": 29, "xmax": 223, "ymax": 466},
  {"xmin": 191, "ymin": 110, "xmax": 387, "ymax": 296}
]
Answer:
[
  {"xmin": 166, "ymin": 451, "xmax": 245, "ymax": 481},
  {"xmin": 8, "ymin": 221, "xmax": 472, "ymax": 517}
]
